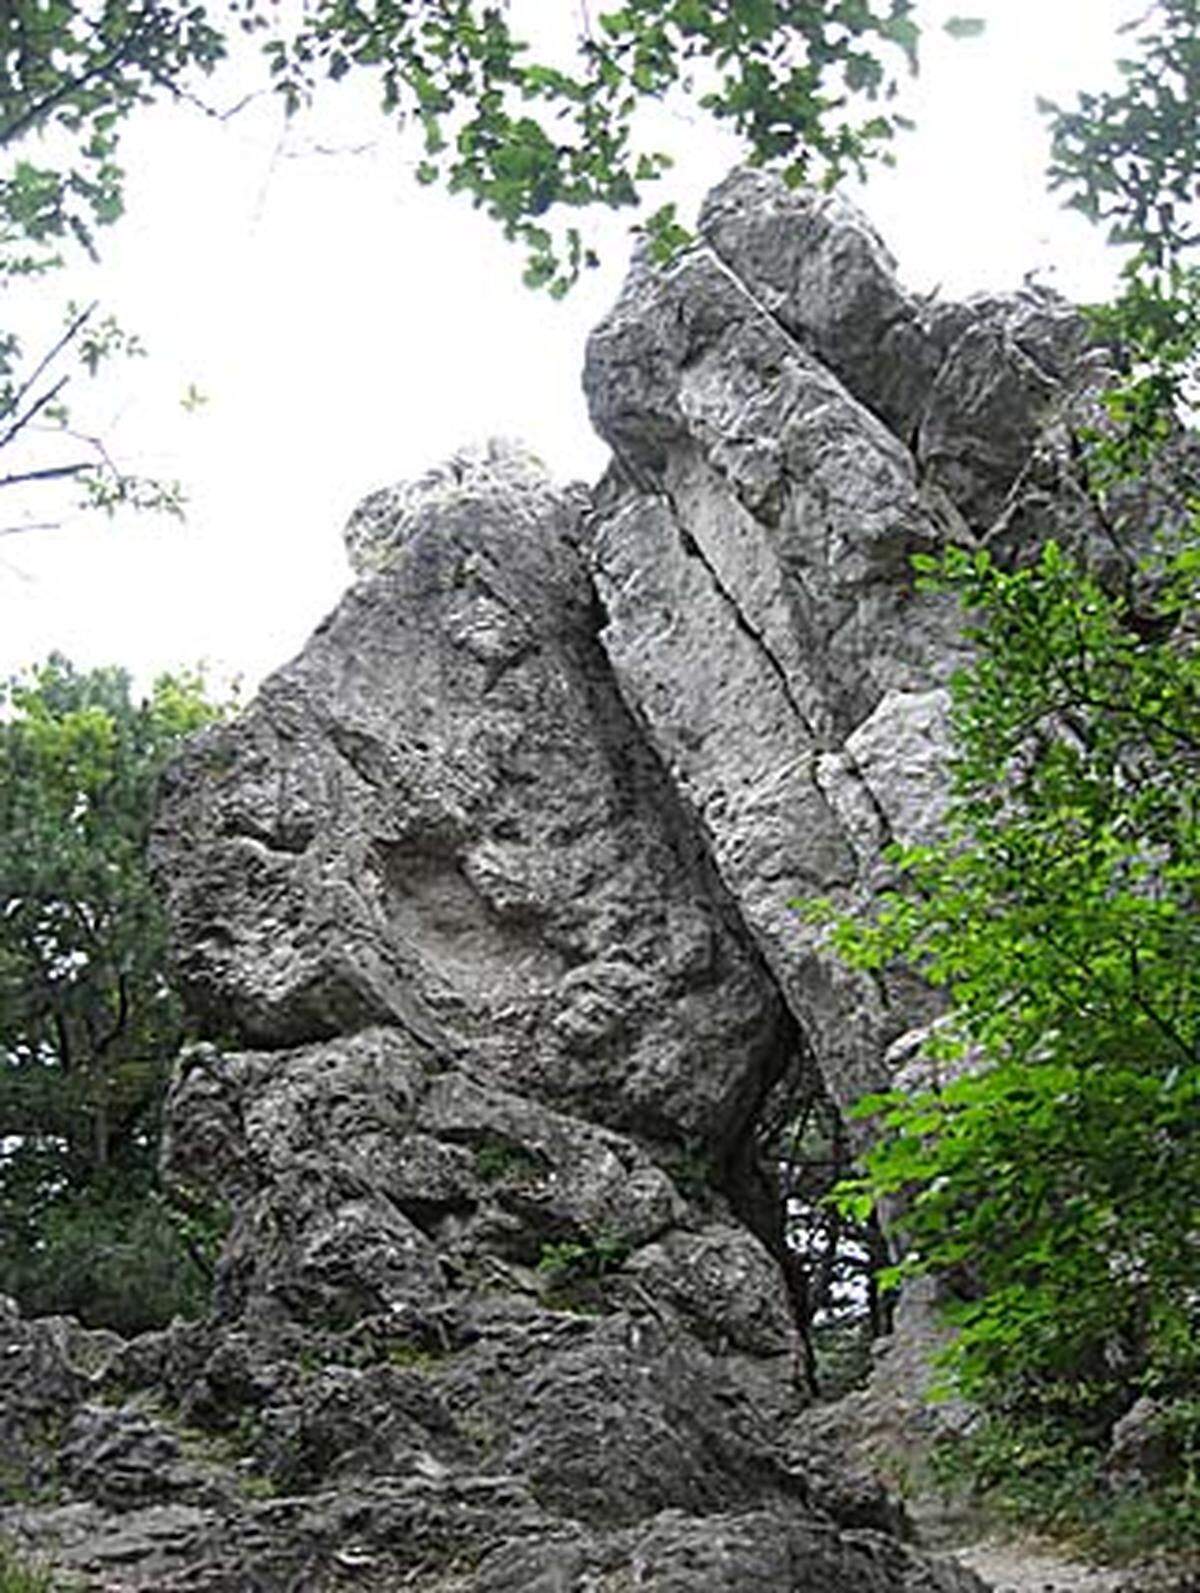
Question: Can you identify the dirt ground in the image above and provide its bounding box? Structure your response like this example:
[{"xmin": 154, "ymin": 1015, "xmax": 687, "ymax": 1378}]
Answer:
[{"xmin": 948, "ymin": 1536, "xmax": 1127, "ymax": 1593}]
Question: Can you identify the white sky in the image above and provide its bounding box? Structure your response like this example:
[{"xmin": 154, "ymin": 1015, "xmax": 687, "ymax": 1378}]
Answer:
[{"xmin": 0, "ymin": 0, "xmax": 1141, "ymax": 696}]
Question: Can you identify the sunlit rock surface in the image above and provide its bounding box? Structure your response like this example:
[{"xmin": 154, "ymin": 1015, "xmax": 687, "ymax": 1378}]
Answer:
[{"xmin": 0, "ymin": 166, "xmax": 1130, "ymax": 1590}]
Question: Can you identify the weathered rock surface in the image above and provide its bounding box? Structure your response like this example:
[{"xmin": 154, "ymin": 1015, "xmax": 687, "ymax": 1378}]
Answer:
[
  {"xmin": 154, "ymin": 443, "xmax": 782, "ymax": 1148},
  {"xmin": 2, "ymin": 168, "xmax": 1140, "ymax": 1589},
  {"xmin": 581, "ymin": 166, "xmax": 1119, "ymax": 1120}
]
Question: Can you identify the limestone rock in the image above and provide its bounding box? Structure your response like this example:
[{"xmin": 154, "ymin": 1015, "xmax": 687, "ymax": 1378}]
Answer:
[
  {"xmin": 344, "ymin": 437, "xmax": 585, "ymax": 577},
  {"xmin": 4, "ymin": 164, "xmax": 1133, "ymax": 1590},
  {"xmin": 152, "ymin": 451, "xmax": 783, "ymax": 1147},
  {"xmin": 581, "ymin": 167, "xmax": 1113, "ymax": 1123},
  {"xmin": 583, "ymin": 212, "xmax": 961, "ymax": 1116}
]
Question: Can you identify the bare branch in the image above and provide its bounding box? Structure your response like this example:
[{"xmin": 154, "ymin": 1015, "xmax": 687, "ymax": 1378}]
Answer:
[
  {"xmin": 0, "ymin": 520, "xmax": 63, "ymax": 538},
  {"xmin": 0, "ymin": 372, "xmax": 71, "ymax": 453},
  {"xmin": 9, "ymin": 300, "xmax": 96, "ymax": 414},
  {"xmin": 0, "ymin": 460, "xmax": 94, "ymax": 489},
  {"xmin": 142, "ymin": 68, "xmax": 265, "ymax": 123}
]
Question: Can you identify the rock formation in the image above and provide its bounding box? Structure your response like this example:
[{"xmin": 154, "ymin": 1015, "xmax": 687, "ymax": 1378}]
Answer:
[{"xmin": 0, "ymin": 169, "xmax": 1135, "ymax": 1590}]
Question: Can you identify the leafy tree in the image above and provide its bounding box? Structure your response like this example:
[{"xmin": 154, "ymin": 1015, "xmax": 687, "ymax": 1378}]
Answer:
[
  {"xmin": 259, "ymin": 0, "xmax": 929, "ymax": 294},
  {"xmin": 802, "ymin": 543, "xmax": 1200, "ymax": 1555},
  {"xmin": 793, "ymin": 0, "xmax": 1200, "ymax": 1436},
  {"xmin": 813, "ymin": 541, "xmax": 1199, "ymax": 1416},
  {"xmin": 782, "ymin": 4, "xmax": 1200, "ymax": 1551},
  {"xmin": 1, "ymin": 1, "xmax": 225, "ymax": 527},
  {"xmin": 0, "ymin": 654, "xmax": 225, "ymax": 1332},
  {"xmin": 1042, "ymin": 0, "xmax": 1200, "ymax": 478},
  {"xmin": 4, "ymin": 0, "xmax": 932, "ymax": 292}
]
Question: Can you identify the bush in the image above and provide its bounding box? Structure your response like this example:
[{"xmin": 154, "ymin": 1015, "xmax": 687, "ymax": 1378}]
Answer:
[
  {"xmin": 932, "ymin": 1400, "xmax": 1200, "ymax": 1562},
  {"xmin": 0, "ymin": 1192, "xmax": 213, "ymax": 1336}
]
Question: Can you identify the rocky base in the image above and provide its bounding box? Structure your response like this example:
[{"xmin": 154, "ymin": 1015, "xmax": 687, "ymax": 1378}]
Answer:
[{"xmin": 0, "ymin": 1298, "xmax": 984, "ymax": 1591}]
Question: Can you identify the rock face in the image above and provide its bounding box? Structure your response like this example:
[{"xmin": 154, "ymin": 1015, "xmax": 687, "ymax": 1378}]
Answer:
[
  {"xmin": 0, "ymin": 172, "xmax": 1126, "ymax": 1590},
  {"xmin": 580, "ymin": 167, "xmax": 1108, "ymax": 1122}
]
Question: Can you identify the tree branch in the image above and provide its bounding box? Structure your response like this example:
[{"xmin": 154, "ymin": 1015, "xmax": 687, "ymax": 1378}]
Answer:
[
  {"xmin": 0, "ymin": 25, "xmax": 149, "ymax": 150},
  {"xmin": 94, "ymin": 971, "xmax": 130, "ymax": 1060},
  {"xmin": 0, "ymin": 372, "xmax": 71, "ymax": 453},
  {"xmin": 0, "ymin": 459, "xmax": 94, "ymax": 489},
  {"xmin": 0, "ymin": 520, "xmax": 62, "ymax": 537},
  {"xmin": 8, "ymin": 299, "xmax": 96, "ymax": 415}
]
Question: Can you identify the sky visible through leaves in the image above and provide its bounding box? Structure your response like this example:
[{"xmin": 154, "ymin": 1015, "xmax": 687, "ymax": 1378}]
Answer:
[{"xmin": 1, "ymin": 0, "xmax": 1141, "ymax": 695}]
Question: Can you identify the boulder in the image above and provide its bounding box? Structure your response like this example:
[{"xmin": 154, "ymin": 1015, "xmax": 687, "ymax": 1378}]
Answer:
[
  {"xmin": 5, "ymin": 166, "xmax": 1136, "ymax": 1588},
  {"xmin": 581, "ymin": 170, "xmax": 1112, "ymax": 1122}
]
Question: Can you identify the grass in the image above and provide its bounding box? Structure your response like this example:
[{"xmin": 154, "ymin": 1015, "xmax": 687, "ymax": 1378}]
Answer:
[{"xmin": 0, "ymin": 1537, "xmax": 53, "ymax": 1593}]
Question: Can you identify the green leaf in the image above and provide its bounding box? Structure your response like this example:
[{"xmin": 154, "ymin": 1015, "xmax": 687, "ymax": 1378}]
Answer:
[{"xmin": 943, "ymin": 17, "xmax": 986, "ymax": 40}]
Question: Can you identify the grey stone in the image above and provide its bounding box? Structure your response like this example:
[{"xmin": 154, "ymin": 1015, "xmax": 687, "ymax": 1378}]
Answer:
[
  {"xmin": 1104, "ymin": 1397, "xmax": 1179, "ymax": 1489},
  {"xmin": 583, "ymin": 217, "xmax": 962, "ymax": 1117},
  {"xmin": 344, "ymin": 437, "xmax": 587, "ymax": 577},
  {"xmin": 699, "ymin": 166, "xmax": 947, "ymax": 442},
  {"xmin": 152, "ymin": 451, "xmax": 785, "ymax": 1147},
  {"xmin": 12, "ymin": 164, "xmax": 1157, "ymax": 1591}
]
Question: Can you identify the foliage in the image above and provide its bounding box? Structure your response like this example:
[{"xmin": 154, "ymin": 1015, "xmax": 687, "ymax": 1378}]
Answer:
[
  {"xmin": 0, "ymin": 1, "xmax": 225, "ymax": 273},
  {"xmin": 473, "ymin": 1138, "xmax": 544, "ymax": 1183},
  {"xmin": 1043, "ymin": 0, "xmax": 1200, "ymax": 271},
  {"xmin": 930, "ymin": 1402, "xmax": 1200, "ymax": 1561},
  {"xmin": 0, "ymin": 3, "xmax": 989, "ymax": 527},
  {"xmin": 535, "ymin": 1230, "xmax": 632, "ymax": 1314},
  {"xmin": 260, "ymin": 0, "xmax": 936, "ymax": 295},
  {"xmin": 0, "ymin": 654, "xmax": 227, "ymax": 1331},
  {"xmin": 2, "ymin": 2, "xmax": 963, "ymax": 301},
  {"xmin": 804, "ymin": 540, "xmax": 1200, "ymax": 1423},
  {"xmin": 1, "ymin": 1191, "xmax": 213, "ymax": 1335},
  {"xmin": 780, "ymin": 7, "xmax": 1200, "ymax": 1539},
  {"xmin": 0, "ymin": 1537, "xmax": 52, "ymax": 1593},
  {"xmin": 0, "ymin": 297, "xmax": 186, "ymax": 532},
  {"xmin": 1042, "ymin": 2, "xmax": 1200, "ymax": 481},
  {"xmin": 536, "ymin": 1231, "xmax": 630, "ymax": 1285},
  {"xmin": 1, "ymin": 2, "xmax": 226, "ymax": 526}
]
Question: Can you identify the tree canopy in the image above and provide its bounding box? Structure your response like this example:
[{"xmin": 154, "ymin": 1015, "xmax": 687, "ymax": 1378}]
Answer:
[
  {"xmin": 2, "ymin": 0, "xmax": 935, "ymax": 291},
  {"xmin": 0, "ymin": 1, "xmax": 971, "ymax": 527}
]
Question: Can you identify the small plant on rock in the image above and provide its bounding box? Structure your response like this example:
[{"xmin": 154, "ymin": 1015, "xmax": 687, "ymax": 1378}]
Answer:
[
  {"xmin": 536, "ymin": 1232, "xmax": 629, "ymax": 1285},
  {"xmin": 0, "ymin": 1538, "xmax": 53, "ymax": 1593}
]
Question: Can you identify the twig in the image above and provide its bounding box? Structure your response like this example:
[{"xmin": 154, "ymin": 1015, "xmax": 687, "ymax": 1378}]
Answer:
[
  {"xmin": 144, "ymin": 67, "xmax": 266, "ymax": 123},
  {"xmin": 9, "ymin": 300, "xmax": 96, "ymax": 414},
  {"xmin": 0, "ymin": 520, "xmax": 63, "ymax": 537},
  {"xmin": 0, "ymin": 372, "xmax": 72, "ymax": 453},
  {"xmin": 0, "ymin": 460, "xmax": 93, "ymax": 488}
]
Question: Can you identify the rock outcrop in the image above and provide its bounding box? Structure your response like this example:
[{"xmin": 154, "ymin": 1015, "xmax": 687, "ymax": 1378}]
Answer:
[{"xmin": 0, "ymin": 171, "xmax": 1132, "ymax": 1590}]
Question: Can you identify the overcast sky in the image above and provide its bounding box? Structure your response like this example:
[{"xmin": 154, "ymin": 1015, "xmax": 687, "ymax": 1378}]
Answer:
[{"xmin": 1, "ymin": 0, "xmax": 1140, "ymax": 696}]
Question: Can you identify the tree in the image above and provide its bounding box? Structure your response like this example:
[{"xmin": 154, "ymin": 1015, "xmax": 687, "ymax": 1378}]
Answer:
[
  {"xmin": 0, "ymin": 655, "xmax": 226, "ymax": 1332},
  {"xmin": 258, "ymin": 0, "xmax": 929, "ymax": 293},
  {"xmin": 4, "ymin": 0, "xmax": 931, "ymax": 289},
  {"xmin": 2, "ymin": 1, "xmax": 225, "ymax": 528},
  {"xmin": 809, "ymin": 543, "xmax": 1200, "ymax": 1550},
  {"xmin": 815, "ymin": 541, "xmax": 1199, "ymax": 1409},
  {"xmin": 1042, "ymin": 0, "xmax": 1200, "ymax": 477},
  {"xmin": 792, "ymin": 7, "xmax": 1200, "ymax": 1547},
  {"xmin": 2, "ymin": 3, "xmax": 1000, "ymax": 535}
]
